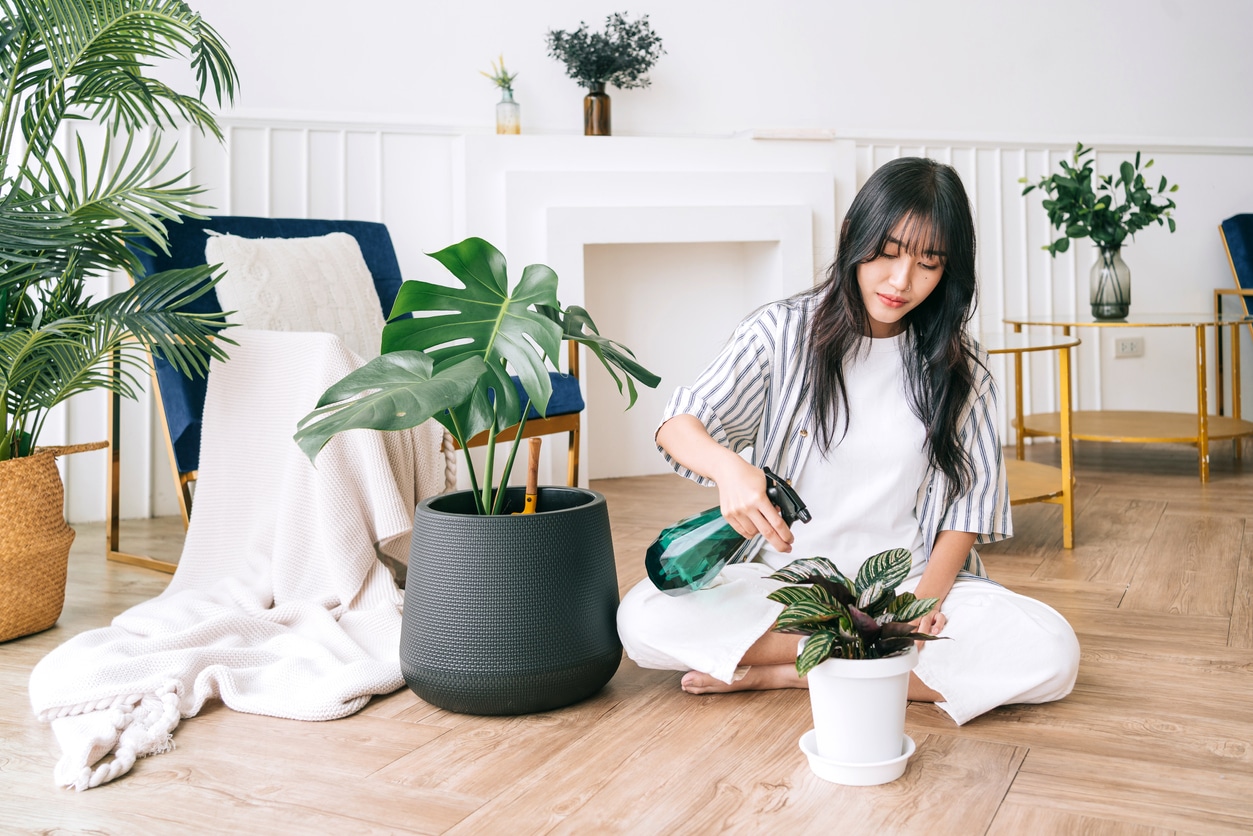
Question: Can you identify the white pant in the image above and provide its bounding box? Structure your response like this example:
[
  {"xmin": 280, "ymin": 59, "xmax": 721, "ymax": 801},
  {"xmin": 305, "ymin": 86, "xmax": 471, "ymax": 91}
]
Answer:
[{"xmin": 617, "ymin": 563, "xmax": 1080, "ymax": 725}]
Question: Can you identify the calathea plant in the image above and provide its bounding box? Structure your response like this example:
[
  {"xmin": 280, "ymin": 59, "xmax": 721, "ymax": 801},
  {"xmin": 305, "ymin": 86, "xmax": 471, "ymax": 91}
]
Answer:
[
  {"xmin": 768, "ymin": 549, "xmax": 944, "ymax": 675},
  {"xmin": 294, "ymin": 236, "xmax": 660, "ymax": 515}
]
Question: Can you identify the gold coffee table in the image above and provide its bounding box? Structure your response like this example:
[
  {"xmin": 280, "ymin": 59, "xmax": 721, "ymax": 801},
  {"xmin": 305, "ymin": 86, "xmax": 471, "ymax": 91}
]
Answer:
[
  {"xmin": 984, "ymin": 332, "xmax": 1080, "ymax": 548},
  {"xmin": 1005, "ymin": 313, "xmax": 1253, "ymax": 482}
]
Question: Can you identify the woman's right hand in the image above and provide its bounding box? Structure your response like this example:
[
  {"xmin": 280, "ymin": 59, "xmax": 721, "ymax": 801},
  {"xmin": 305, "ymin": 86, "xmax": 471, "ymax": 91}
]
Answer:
[
  {"xmin": 713, "ymin": 457, "xmax": 795, "ymax": 553},
  {"xmin": 655, "ymin": 415, "xmax": 795, "ymax": 552}
]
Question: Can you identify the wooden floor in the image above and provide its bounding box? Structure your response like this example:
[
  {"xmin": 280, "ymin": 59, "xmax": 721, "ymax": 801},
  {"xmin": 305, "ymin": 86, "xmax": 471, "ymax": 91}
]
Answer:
[{"xmin": 3, "ymin": 441, "xmax": 1253, "ymax": 834}]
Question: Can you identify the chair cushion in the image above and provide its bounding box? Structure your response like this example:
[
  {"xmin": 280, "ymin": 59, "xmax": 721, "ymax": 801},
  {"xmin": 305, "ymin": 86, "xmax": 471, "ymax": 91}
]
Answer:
[
  {"xmin": 513, "ymin": 372, "xmax": 584, "ymax": 419},
  {"xmin": 206, "ymin": 231, "xmax": 385, "ymax": 361}
]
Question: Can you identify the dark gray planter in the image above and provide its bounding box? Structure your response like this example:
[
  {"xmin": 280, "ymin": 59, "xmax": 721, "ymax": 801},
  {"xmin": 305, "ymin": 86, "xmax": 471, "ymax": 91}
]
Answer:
[{"xmin": 400, "ymin": 486, "xmax": 622, "ymax": 715}]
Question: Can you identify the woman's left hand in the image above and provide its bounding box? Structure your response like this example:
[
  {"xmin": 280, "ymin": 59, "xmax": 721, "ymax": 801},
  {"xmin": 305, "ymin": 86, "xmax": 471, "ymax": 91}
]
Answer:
[{"xmin": 915, "ymin": 610, "xmax": 947, "ymax": 650}]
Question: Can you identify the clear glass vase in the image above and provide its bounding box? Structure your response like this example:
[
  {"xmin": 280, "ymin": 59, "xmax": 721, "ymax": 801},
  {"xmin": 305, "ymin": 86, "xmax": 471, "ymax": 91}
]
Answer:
[
  {"xmin": 1090, "ymin": 245, "xmax": 1130, "ymax": 320},
  {"xmin": 496, "ymin": 89, "xmax": 520, "ymax": 135}
]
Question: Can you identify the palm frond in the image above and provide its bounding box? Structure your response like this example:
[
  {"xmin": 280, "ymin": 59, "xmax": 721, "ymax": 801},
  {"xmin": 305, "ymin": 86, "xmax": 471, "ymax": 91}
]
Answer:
[
  {"xmin": 90, "ymin": 265, "xmax": 232, "ymax": 377},
  {"xmin": 7, "ymin": 0, "xmax": 237, "ymax": 168}
]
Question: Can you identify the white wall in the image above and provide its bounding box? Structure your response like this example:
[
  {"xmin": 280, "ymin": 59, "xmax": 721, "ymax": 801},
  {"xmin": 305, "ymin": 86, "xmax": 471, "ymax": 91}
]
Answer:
[
  {"xmin": 62, "ymin": 0, "xmax": 1253, "ymax": 521},
  {"xmin": 187, "ymin": 0, "xmax": 1253, "ymax": 143}
]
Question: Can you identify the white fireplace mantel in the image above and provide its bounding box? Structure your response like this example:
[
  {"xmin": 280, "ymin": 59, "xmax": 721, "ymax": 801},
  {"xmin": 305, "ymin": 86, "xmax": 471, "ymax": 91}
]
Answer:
[{"xmin": 452, "ymin": 134, "xmax": 855, "ymax": 486}]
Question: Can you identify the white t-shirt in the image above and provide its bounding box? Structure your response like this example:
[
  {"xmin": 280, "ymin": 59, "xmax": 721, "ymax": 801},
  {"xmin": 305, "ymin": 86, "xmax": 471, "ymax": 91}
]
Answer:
[{"xmin": 760, "ymin": 332, "xmax": 929, "ymax": 579}]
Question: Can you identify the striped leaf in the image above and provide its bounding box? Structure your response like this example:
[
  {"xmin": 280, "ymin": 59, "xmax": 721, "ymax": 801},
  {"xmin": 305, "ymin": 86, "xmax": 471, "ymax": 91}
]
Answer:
[
  {"xmin": 773, "ymin": 600, "xmax": 840, "ymax": 631},
  {"xmin": 890, "ymin": 594, "xmax": 939, "ymax": 623},
  {"xmin": 854, "ymin": 548, "xmax": 912, "ymax": 593},
  {"xmin": 766, "ymin": 586, "xmax": 819, "ymax": 607},
  {"xmin": 796, "ymin": 630, "xmax": 838, "ymax": 677},
  {"xmin": 769, "ymin": 555, "xmax": 845, "ymax": 584}
]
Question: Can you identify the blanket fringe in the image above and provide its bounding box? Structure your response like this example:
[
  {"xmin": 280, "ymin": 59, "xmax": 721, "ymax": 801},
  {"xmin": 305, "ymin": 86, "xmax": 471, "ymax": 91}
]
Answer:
[{"xmin": 55, "ymin": 682, "xmax": 184, "ymax": 791}]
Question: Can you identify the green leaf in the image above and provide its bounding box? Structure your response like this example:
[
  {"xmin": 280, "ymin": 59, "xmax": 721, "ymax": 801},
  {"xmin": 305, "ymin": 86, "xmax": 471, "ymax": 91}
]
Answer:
[
  {"xmin": 766, "ymin": 586, "xmax": 820, "ymax": 607},
  {"xmin": 293, "ymin": 353, "xmax": 487, "ymax": 462},
  {"xmin": 536, "ymin": 304, "xmax": 660, "ymax": 408},
  {"xmin": 774, "ymin": 599, "xmax": 841, "ymax": 631},
  {"xmin": 380, "ymin": 237, "xmax": 563, "ymax": 440},
  {"xmin": 857, "ymin": 581, "xmax": 885, "ymax": 611},
  {"xmin": 1168, "ymin": 217, "xmax": 1176, "ymax": 233},
  {"xmin": 890, "ymin": 595, "xmax": 939, "ymax": 622},
  {"xmin": 853, "ymin": 547, "xmax": 912, "ymax": 593},
  {"xmin": 769, "ymin": 556, "xmax": 850, "ymax": 586},
  {"xmin": 795, "ymin": 630, "xmax": 838, "ymax": 677}
]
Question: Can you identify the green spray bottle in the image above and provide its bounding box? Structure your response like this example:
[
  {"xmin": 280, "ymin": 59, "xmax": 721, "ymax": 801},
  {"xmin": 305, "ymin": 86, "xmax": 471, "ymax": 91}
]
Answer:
[{"xmin": 645, "ymin": 466, "xmax": 811, "ymax": 596}]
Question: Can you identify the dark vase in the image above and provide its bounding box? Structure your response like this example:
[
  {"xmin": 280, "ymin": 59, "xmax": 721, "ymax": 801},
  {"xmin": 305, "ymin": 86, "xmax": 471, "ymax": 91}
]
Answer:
[
  {"xmin": 583, "ymin": 82, "xmax": 611, "ymax": 136},
  {"xmin": 399, "ymin": 486, "xmax": 622, "ymax": 715}
]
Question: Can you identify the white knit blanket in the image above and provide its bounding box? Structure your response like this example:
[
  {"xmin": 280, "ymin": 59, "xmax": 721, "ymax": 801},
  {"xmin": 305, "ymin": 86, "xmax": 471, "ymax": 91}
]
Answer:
[{"xmin": 29, "ymin": 329, "xmax": 451, "ymax": 791}]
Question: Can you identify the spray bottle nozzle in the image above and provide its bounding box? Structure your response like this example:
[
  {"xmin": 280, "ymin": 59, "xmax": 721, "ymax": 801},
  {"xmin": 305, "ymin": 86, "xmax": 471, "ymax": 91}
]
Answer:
[{"xmin": 763, "ymin": 466, "xmax": 811, "ymax": 526}]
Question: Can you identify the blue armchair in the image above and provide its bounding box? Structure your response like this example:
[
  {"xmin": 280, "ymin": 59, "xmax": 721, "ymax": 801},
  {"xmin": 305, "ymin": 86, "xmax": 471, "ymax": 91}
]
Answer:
[{"xmin": 107, "ymin": 216, "xmax": 584, "ymax": 572}]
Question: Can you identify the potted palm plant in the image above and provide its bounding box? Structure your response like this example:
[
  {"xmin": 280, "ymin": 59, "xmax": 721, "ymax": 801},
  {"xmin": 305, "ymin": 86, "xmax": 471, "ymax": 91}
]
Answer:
[
  {"xmin": 295, "ymin": 236, "xmax": 659, "ymax": 714},
  {"xmin": 0, "ymin": 0, "xmax": 236, "ymax": 641},
  {"xmin": 767, "ymin": 550, "xmax": 942, "ymax": 785},
  {"xmin": 545, "ymin": 12, "xmax": 665, "ymax": 136},
  {"xmin": 1021, "ymin": 142, "xmax": 1179, "ymax": 320}
]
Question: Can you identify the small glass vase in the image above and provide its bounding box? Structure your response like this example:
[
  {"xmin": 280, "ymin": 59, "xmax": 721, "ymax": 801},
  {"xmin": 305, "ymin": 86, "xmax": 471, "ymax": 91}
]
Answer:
[
  {"xmin": 583, "ymin": 82, "xmax": 611, "ymax": 136},
  {"xmin": 1090, "ymin": 245, "xmax": 1130, "ymax": 320},
  {"xmin": 496, "ymin": 89, "xmax": 520, "ymax": 135}
]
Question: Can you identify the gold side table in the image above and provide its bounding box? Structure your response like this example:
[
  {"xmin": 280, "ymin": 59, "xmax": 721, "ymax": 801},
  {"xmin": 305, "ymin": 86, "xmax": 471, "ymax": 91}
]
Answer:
[
  {"xmin": 984, "ymin": 332, "xmax": 1080, "ymax": 548},
  {"xmin": 1005, "ymin": 314, "xmax": 1253, "ymax": 483}
]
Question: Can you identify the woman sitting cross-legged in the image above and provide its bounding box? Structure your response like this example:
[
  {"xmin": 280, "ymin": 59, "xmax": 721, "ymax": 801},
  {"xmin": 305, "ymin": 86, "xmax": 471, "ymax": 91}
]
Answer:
[{"xmin": 617, "ymin": 157, "xmax": 1079, "ymax": 725}]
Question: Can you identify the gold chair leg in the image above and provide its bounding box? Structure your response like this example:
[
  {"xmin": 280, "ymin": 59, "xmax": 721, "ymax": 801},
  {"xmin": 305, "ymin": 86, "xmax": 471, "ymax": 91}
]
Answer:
[{"xmin": 566, "ymin": 426, "xmax": 580, "ymax": 487}]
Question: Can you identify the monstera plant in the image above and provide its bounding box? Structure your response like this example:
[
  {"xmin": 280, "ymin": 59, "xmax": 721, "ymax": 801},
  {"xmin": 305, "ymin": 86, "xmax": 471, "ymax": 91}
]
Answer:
[
  {"xmin": 295, "ymin": 236, "xmax": 659, "ymax": 515},
  {"xmin": 0, "ymin": 0, "xmax": 237, "ymax": 461},
  {"xmin": 768, "ymin": 549, "xmax": 944, "ymax": 675}
]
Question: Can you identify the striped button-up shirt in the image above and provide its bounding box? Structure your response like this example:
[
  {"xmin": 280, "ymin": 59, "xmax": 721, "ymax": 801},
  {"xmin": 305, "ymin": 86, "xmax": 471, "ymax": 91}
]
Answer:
[{"xmin": 658, "ymin": 291, "xmax": 1011, "ymax": 577}]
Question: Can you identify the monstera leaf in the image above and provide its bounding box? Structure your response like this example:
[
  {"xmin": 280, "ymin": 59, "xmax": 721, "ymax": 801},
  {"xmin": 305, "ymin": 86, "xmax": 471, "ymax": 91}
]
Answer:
[
  {"xmin": 293, "ymin": 352, "xmax": 486, "ymax": 461},
  {"xmin": 381, "ymin": 238, "xmax": 564, "ymax": 442}
]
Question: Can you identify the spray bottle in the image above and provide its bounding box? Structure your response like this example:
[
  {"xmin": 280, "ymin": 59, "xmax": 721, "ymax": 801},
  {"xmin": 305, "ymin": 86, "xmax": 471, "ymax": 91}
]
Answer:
[{"xmin": 645, "ymin": 466, "xmax": 811, "ymax": 596}]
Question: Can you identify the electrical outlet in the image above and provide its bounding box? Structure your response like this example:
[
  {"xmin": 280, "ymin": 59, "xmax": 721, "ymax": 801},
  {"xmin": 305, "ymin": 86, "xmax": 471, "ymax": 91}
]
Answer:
[{"xmin": 1115, "ymin": 336, "xmax": 1144, "ymax": 358}]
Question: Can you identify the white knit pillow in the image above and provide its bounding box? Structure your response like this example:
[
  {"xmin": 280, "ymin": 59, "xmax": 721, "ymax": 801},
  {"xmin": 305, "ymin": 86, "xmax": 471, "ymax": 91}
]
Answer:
[{"xmin": 206, "ymin": 231, "xmax": 385, "ymax": 361}]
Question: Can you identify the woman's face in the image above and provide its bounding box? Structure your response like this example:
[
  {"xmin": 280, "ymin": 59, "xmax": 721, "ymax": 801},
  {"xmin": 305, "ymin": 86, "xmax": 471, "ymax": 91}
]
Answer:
[{"xmin": 856, "ymin": 218, "xmax": 946, "ymax": 338}]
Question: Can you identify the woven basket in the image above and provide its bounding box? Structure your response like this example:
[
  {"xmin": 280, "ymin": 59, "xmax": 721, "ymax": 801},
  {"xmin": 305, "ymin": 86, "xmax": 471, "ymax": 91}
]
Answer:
[{"xmin": 0, "ymin": 441, "xmax": 108, "ymax": 642}]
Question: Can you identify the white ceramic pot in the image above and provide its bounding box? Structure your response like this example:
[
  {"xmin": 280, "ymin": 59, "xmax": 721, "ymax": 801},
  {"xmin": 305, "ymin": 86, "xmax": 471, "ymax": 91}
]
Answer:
[{"xmin": 806, "ymin": 645, "xmax": 918, "ymax": 764}]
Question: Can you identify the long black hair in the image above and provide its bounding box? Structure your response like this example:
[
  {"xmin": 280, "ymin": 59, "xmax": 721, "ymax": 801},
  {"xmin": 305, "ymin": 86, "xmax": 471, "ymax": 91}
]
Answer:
[{"xmin": 808, "ymin": 156, "xmax": 980, "ymax": 501}]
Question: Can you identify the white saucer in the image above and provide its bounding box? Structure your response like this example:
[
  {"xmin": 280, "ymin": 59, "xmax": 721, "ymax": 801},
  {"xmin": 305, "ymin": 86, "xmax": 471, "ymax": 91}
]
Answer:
[{"xmin": 798, "ymin": 730, "xmax": 916, "ymax": 786}]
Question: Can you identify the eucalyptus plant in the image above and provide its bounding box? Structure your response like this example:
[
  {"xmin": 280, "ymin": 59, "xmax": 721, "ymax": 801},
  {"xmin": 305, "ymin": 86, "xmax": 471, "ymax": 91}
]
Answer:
[
  {"xmin": 1021, "ymin": 142, "xmax": 1179, "ymax": 256},
  {"xmin": 294, "ymin": 236, "xmax": 660, "ymax": 516},
  {"xmin": 768, "ymin": 549, "xmax": 943, "ymax": 675},
  {"xmin": 0, "ymin": 0, "xmax": 237, "ymax": 461},
  {"xmin": 545, "ymin": 12, "xmax": 664, "ymax": 90}
]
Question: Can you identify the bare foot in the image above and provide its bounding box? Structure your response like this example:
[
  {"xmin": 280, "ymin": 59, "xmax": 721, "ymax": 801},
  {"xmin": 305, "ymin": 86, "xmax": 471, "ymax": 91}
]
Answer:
[{"xmin": 680, "ymin": 664, "xmax": 806, "ymax": 694}]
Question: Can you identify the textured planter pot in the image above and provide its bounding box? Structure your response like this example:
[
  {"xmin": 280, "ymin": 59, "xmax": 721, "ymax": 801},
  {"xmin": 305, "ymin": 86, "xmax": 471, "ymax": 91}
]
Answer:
[
  {"xmin": 807, "ymin": 645, "xmax": 918, "ymax": 765},
  {"xmin": 400, "ymin": 486, "xmax": 622, "ymax": 714}
]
